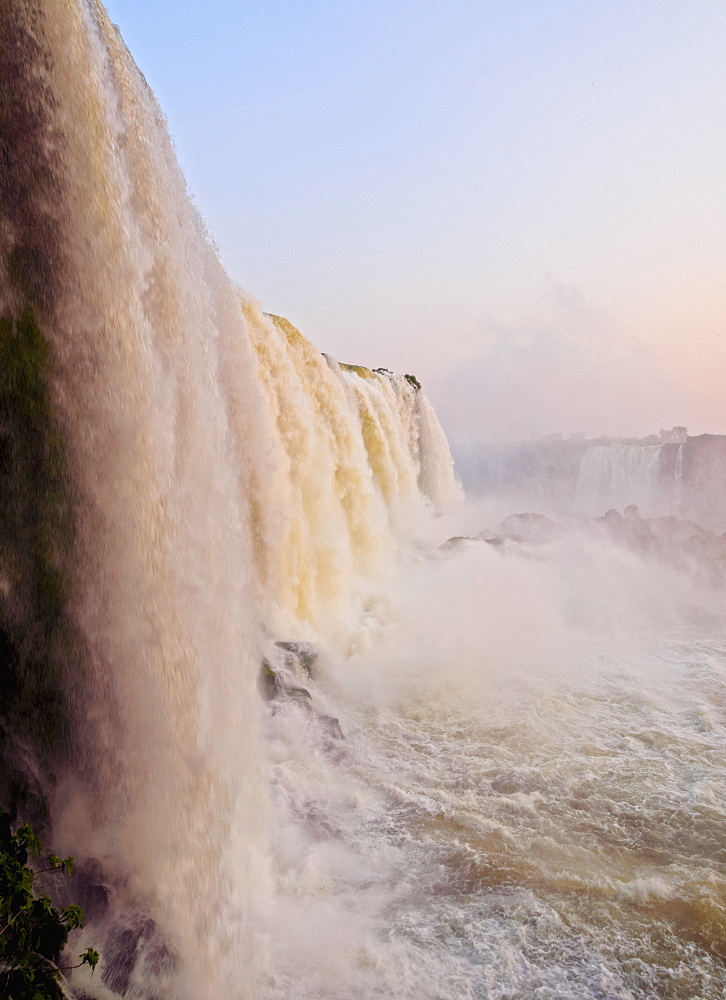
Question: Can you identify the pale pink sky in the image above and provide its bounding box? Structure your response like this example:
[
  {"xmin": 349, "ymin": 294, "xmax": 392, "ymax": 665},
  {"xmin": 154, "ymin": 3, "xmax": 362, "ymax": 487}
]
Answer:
[{"xmin": 106, "ymin": 0, "xmax": 726, "ymax": 441}]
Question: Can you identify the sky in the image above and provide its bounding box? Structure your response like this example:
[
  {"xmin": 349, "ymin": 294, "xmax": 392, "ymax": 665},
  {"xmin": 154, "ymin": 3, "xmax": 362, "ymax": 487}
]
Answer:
[{"xmin": 103, "ymin": 0, "xmax": 726, "ymax": 443}]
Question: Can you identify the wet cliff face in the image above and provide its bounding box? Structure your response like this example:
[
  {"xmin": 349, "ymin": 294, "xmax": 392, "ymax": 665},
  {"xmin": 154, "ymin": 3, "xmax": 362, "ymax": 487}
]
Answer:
[
  {"xmin": 0, "ymin": 2, "xmax": 91, "ymax": 827},
  {"xmin": 0, "ymin": 3, "xmax": 461, "ymax": 995}
]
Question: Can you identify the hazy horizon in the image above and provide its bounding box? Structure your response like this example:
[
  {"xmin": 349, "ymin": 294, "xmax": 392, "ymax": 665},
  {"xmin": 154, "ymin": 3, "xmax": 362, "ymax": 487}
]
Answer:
[{"xmin": 104, "ymin": 0, "xmax": 726, "ymax": 444}]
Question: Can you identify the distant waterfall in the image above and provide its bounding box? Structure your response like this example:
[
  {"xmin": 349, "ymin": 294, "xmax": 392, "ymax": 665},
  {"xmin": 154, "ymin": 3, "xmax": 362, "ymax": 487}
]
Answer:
[
  {"xmin": 576, "ymin": 444, "xmax": 672, "ymax": 516},
  {"xmin": 674, "ymin": 443, "xmax": 684, "ymax": 507},
  {"xmin": 0, "ymin": 2, "xmax": 459, "ymax": 998}
]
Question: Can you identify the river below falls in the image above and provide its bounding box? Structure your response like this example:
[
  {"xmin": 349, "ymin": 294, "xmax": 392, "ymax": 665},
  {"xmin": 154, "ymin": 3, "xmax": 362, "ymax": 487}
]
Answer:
[{"xmin": 264, "ymin": 538, "xmax": 726, "ymax": 1000}]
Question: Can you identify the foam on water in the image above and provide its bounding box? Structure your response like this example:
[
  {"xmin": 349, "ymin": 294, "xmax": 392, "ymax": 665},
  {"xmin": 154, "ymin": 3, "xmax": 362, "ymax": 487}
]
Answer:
[{"xmin": 264, "ymin": 523, "xmax": 726, "ymax": 999}]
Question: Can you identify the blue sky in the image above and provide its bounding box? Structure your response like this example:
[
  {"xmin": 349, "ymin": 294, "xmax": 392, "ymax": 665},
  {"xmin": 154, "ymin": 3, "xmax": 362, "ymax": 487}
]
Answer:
[{"xmin": 104, "ymin": 0, "xmax": 726, "ymax": 441}]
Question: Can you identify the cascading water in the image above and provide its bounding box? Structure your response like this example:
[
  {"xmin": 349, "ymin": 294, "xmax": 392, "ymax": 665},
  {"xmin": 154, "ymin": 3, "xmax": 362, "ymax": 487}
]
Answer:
[
  {"xmin": 3, "ymin": 4, "xmax": 726, "ymax": 1000},
  {"xmin": 0, "ymin": 1, "xmax": 458, "ymax": 996},
  {"xmin": 576, "ymin": 444, "xmax": 665, "ymax": 516},
  {"xmin": 674, "ymin": 441, "xmax": 684, "ymax": 509}
]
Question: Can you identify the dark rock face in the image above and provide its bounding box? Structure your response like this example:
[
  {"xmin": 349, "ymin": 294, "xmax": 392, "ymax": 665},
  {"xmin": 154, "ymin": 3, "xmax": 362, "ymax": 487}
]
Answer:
[
  {"xmin": 67, "ymin": 858, "xmax": 111, "ymax": 924},
  {"xmin": 286, "ymin": 686, "xmax": 313, "ymax": 702},
  {"xmin": 102, "ymin": 921, "xmax": 151, "ymax": 996},
  {"xmin": 0, "ymin": 3, "xmax": 101, "ymax": 838},
  {"xmin": 258, "ymin": 659, "xmax": 279, "ymax": 701},
  {"xmin": 261, "ymin": 642, "xmax": 343, "ymax": 741},
  {"xmin": 101, "ymin": 916, "xmax": 172, "ymax": 997},
  {"xmin": 317, "ymin": 714, "xmax": 344, "ymax": 740},
  {"xmin": 274, "ymin": 640, "xmax": 318, "ymax": 677}
]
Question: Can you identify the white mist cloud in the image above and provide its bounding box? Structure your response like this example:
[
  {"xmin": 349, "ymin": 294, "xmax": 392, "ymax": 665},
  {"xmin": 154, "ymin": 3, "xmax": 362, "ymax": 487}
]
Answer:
[{"xmin": 427, "ymin": 284, "xmax": 667, "ymax": 443}]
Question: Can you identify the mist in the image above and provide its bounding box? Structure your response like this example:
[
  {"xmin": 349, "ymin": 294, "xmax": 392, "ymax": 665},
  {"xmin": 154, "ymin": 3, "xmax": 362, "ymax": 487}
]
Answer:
[
  {"xmin": 261, "ymin": 485, "xmax": 726, "ymax": 999},
  {"xmin": 422, "ymin": 280, "xmax": 724, "ymax": 448}
]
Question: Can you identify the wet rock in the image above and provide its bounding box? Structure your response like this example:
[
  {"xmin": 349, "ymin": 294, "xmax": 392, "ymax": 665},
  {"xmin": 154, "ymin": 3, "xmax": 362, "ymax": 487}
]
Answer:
[
  {"xmin": 275, "ymin": 640, "xmax": 318, "ymax": 677},
  {"xmin": 259, "ymin": 658, "xmax": 312, "ymax": 701},
  {"xmin": 258, "ymin": 658, "xmax": 278, "ymax": 701},
  {"xmin": 261, "ymin": 649, "xmax": 344, "ymax": 739},
  {"xmin": 295, "ymin": 700, "xmax": 344, "ymax": 740},
  {"xmin": 318, "ymin": 713, "xmax": 344, "ymax": 740},
  {"xmin": 285, "ymin": 685, "xmax": 312, "ymax": 702},
  {"xmin": 102, "ymin": 917, "xmax": 156, "ymax": 995},
  {"xmin": 262, "ymin": 641, "xmax": 345, "ymax": 740},
  {"xmin": 68, "ymin": 857, "xmax": 111, "ymax": 922}
]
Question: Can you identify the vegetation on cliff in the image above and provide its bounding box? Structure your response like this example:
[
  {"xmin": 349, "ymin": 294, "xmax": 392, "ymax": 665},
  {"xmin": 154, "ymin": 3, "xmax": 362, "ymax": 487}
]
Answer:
[
  {"xmin": 0, "ymin": 307, "xmax": 77, "ymax": 825},
  {"xmin": 0, "ymin": 809, "xmax": 98, "ymax": 999}
]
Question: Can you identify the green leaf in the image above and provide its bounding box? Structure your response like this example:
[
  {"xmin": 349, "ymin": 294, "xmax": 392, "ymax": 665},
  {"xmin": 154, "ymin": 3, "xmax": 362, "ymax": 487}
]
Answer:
[
  {"xmin": 80, "ymin": 947, "xmax": 99, "ymax": 972},
  {"xmin": 16, "ymin": 823, "xmax": 42, "ymax": 858},
  {"xmin": 0, "ymin": 811, "xmax": 100, "ymax": 995},
  {"xmin": 60, "ymin": 904, "xmax": 84, "ymax": 930}
]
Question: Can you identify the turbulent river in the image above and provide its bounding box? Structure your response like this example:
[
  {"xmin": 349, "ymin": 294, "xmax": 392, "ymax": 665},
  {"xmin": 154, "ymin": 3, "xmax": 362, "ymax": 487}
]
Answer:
[
  {"xmin": 1, "ymin": 3, "xmax": 724, "ymax": 999},
  {"xmin": 265, "ymin": 525, "xmax": 726, "ymax": 1000}
]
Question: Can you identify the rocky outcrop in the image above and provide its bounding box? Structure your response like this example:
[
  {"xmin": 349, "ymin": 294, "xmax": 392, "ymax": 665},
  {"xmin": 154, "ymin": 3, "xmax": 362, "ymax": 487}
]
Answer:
[
  {"xmin": 473, "ymin": 505, "xmax": 726, "ymax": 586},
  {"xmin": 274, "ymin": 640, "xmax": 318, "ymax": 678},
  {"xmin": 259, "ymin": 642, "xmax": 343, "ymax": 740}
]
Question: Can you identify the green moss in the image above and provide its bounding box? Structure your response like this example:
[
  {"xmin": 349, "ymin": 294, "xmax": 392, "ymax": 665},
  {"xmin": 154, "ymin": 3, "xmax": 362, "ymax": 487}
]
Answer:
[
  {"xmin": 0, "ymin": 307, "xmax": 75, "ymax": 759},
  {"xmin": 258, "ymin": 659, "xmax": 278, "ymax": 701},
  {"xmin": 404, "ymin": 373, "xmax": 422, "ymax": 391}
]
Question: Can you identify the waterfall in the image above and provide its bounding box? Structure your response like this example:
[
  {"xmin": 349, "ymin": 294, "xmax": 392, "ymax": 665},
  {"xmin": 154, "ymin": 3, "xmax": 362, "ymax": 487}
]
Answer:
[
  {"xmin": 576, "ymin": 444, "xmax": 664, "ymax": 516},
  {"xmin": 418, "ymin": 394, "xmax": 463, "ymax": 509},
  {"xmin": 674, "ymin": 442, "xmax": 684, "ymax": 509},
  {"xmin": 244, "ymin": 308, "xmax": 458, "ymax": 637},
  {"xmin": 0, "ymin": 1, "xmax": 459, "ymax": 996}
]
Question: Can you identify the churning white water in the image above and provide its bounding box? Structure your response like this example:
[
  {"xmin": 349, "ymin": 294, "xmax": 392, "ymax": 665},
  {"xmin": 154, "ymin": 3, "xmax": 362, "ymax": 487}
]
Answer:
[
  {"xmin": 1, "ymin": 3, "xmax": 724, "ymax": 1000},
  {"xmin": 264, "ymin": 527, "xmax": 726, "ymax": 1000}
]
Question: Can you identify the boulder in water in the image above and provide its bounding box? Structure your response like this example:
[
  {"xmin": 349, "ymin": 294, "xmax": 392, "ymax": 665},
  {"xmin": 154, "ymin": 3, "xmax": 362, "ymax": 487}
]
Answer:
[
  {"xmin": 258, "ymin": 658, "xmax": 279, "ymax": 701},
  {"xmin": 317, "ymin": 713, "xmax": 344, "ymax": 740},
  {"xmin": 259, "ymin": 658, "xmax": 312, "ymax": 702},
  {"xmin": 285, "ymin": 685, "xmax": 313, "ymax": 702}
]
